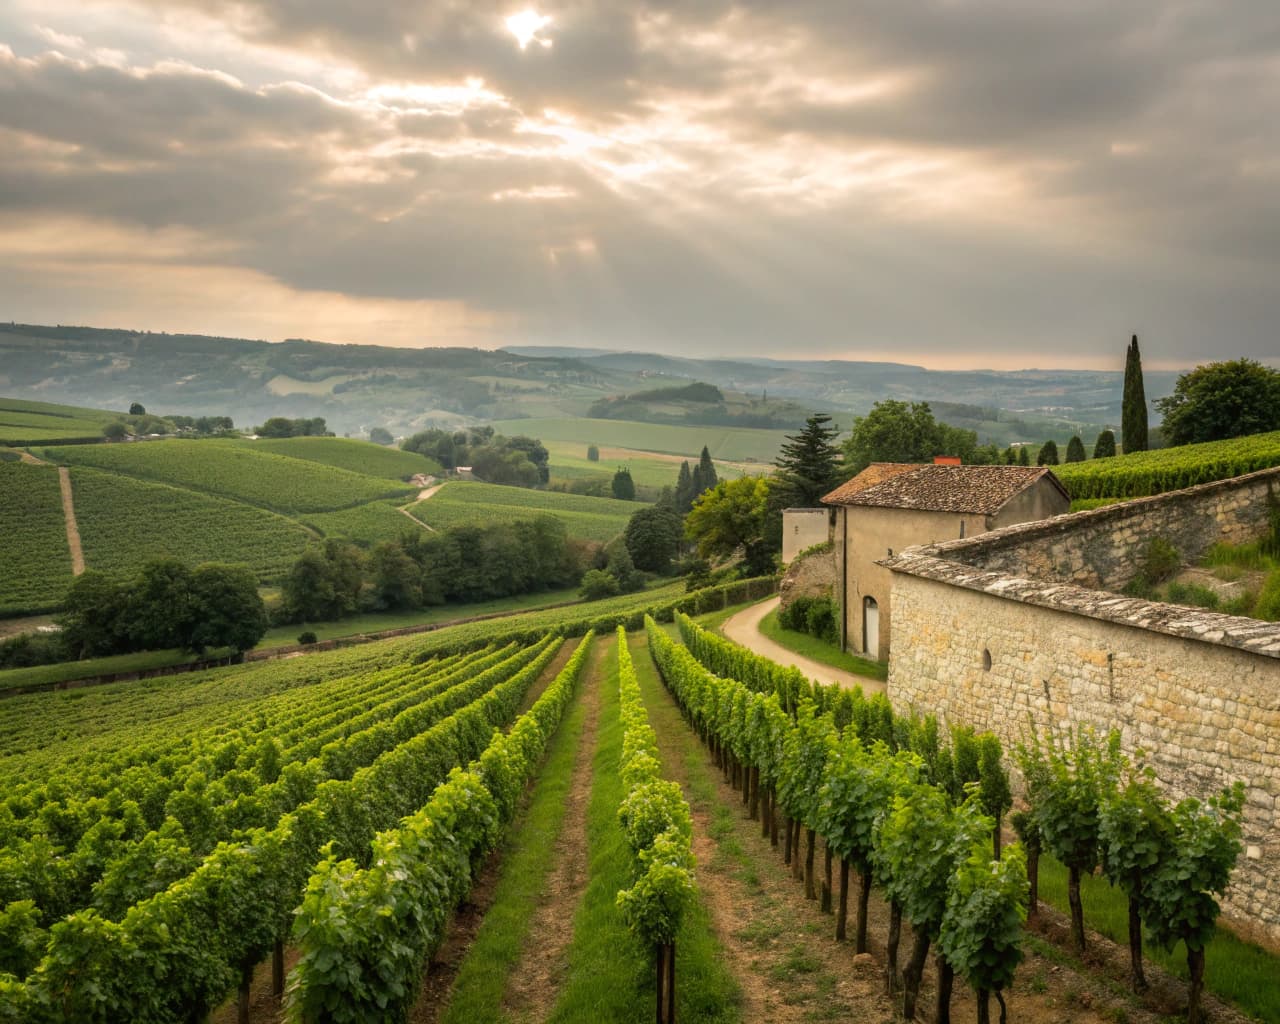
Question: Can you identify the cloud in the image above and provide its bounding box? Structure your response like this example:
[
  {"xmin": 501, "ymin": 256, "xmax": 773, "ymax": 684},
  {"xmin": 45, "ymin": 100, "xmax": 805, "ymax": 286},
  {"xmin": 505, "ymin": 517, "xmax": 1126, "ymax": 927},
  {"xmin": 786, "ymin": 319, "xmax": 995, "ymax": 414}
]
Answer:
[{"xmin": 0, "ymin": 1, "xmax": 1277, "ymax": 367}]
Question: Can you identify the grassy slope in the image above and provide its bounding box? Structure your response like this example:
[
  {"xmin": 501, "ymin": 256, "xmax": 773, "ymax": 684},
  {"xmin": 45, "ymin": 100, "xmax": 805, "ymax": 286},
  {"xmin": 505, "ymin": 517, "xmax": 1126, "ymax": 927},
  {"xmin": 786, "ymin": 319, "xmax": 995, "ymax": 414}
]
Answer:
[
  {"xmin": 243, "ymin": 436, "xmax": 442, "ymax": 480},
  {"xmin": 1037, "ymin": 854, "xmax": 1280, "ymax": 1022},
  {"xmin": 541, "ymin": 439, "xmax": 748, "ymax": 490},
  {"xmin": 0, "ymin": 462, "xmax": 73, "ymax": 615},
  {"xmin": 493, "ymin": 417, "xmax": 787, "ymax": 463},
  {"xmin": 300, "ymin": 500, "xmax": 426, "ymax": 546},
  {"xmin": 756, "ymin": 608, "xmax": 887, "ymax": 682},
  {"xmin": 70, "ymin": 466, "xmax": 312, "ymax": 581},
  {"xmin": 409, "ymin": 480, "xmax": 638, "ymax": 544},
  {"xmin": 39, "ymin": 439, "xmax": 414, "ymax": 513},
  {"xmin": 0, "ymin": 396, "xmax": 118, "ymax": 443}
]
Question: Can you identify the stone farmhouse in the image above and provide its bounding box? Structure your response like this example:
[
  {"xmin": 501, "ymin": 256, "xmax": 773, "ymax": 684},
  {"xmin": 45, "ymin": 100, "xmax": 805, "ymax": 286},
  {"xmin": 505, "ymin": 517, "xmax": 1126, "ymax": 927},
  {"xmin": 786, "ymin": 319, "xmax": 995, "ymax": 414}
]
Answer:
[{"xmin": 812, "ymin": 462, "xmax": 1070, "ymax": 659}]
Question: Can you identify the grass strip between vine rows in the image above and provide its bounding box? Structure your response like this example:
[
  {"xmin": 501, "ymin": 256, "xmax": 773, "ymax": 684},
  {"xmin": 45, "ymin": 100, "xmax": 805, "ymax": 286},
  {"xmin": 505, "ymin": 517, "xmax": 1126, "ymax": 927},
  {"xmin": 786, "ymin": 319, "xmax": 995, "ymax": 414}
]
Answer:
[{"xmin": 287, "ymin": 632, "xmax": 596, "ymax": 1022}]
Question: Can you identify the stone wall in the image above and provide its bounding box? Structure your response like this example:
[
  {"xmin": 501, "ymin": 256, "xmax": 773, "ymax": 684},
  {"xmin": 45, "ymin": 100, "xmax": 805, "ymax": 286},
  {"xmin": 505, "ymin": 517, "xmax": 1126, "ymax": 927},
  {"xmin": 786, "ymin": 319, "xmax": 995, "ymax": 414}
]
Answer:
[
  {"xmin": 944, "ymin": 466, "xmax": 1280, "ymax": 592},
  {"xmin": 780, "ymin": 544, "xmax": 838, "ymax": 607},
  {"xmin": 882, "ymin": 468, "xmax": 1280, "ymax": 945}
]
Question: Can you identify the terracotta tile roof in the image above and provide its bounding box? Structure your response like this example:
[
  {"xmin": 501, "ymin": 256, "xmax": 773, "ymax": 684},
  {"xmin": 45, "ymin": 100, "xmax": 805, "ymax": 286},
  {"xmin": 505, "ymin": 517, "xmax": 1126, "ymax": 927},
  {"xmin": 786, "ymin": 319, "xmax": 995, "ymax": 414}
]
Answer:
[{"xmin": 822, "ymin": 463, "xmax": 1066, "ymax": 515}]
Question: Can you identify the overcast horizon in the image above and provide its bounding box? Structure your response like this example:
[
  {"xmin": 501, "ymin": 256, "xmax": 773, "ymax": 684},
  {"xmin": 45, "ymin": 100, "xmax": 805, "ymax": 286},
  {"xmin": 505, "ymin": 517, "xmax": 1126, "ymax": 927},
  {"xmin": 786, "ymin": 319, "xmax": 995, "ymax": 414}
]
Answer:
[{"xmin": 2, "ymin": 1, "xmax": 1278, "ymax": 371}]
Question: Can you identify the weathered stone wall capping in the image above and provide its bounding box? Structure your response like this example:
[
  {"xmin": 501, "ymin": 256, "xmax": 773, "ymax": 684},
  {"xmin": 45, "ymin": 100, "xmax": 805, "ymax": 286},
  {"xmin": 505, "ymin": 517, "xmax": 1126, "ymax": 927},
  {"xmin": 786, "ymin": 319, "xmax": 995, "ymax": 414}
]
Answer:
[
  {"xmin": 883, "ymin": 549, "xmax": 1280, "ymax": 660},
  {"xmin": 919, "ymin": 464, "xmax": 1280, "ymax": 593}
]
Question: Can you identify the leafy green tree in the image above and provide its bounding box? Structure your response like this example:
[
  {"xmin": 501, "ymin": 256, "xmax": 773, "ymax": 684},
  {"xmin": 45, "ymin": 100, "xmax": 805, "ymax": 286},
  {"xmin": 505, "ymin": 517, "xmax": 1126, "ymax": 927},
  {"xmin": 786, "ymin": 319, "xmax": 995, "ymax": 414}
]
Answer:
[
  {"xmin": 1141, "ymin": 784, "xmax": 1245, "ymax": 1024},
  {"xmin": 128, "ymin": 402, "xmax": 146, "ymax": 416},
  {"xmin": 367, "ymin": 541, "xmax": 422, "ymax": 609},
  {"xmin": 125, "ymin": 557, "xmax": 194, "ymax": 650},
  {"xmin": 1122, "ymin": 334, "xmax": 1149, "ymax": 452},
  {"xmin": 603, "ymin": 538, "xmax": 643, "ymax": 593},
  {"xmin": 625, "ymin": 505, "xmax": 683, "ymax": 573},
  {"xmin": 1098, "ymin": 758, "xmax": 1173, "ymax": 993},
  {"xmin": 1017, "ymin": 726, "xmax": 1124, "ymax": 952},
  {"xmin": 281, "ymin": 541, "xmax": 364, "ymax": 622},
  {"xmin": 685, "ymin": 476, "xmax": 775, "ymax": 576},
  {"xmin": 843, "ymin": 400, "xmax": 978, "ymax": 474},
  {"xmin": 773, "ymin": 413, "xmax": 842, "ymax": 507},
  {"xmin": 368, "ymin": 427, "xmax": 393, "ymax": 445},
  {"xmin": 579, "ymin": 568, "xmax": 620, "ymax": 600},
  {"xmin": 102, "ymin": 421, "xmax": 128, "ymax": 441},
  {"xmin": 1094, "ymin": 429, "xmax": 1117, "ymax": 458},
  {"xmin": 587, "ymin": 444, "xmax": 599, "ymax": 462},
  {"xmin": 1065, "ymin": 435, "xmax": 1086, "ymax": 462},
  {"xmin": 611, "ymin": 466, "xmax": 636, "ymax": 501},
  {"xmin": 1017, "ymin": 446, "xmax": 1030, "ymax": 466},
  {"xmin": 184, "ymin": 563, "xmax": 268, "ymax": 654},
  {"xmin": 58, "ymin": 570, "xmax": 129, "ymax": 658},
  {"xmin": 939, "ymin": 834, "xmax": 1028, "ymax": 1024},
  {"xmin": 1155, "ymin": 358, "xmax": 1280, "ymax": 446},
  {"xmin": 1036, "ymin": 439, "xmax": 1059, "ymax": 466}
]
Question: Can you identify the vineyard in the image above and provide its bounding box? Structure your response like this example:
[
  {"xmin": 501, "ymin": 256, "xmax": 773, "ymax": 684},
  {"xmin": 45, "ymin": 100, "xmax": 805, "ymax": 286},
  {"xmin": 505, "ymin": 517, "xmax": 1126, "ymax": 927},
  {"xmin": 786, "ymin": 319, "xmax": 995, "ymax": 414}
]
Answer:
[
  {"xmin": 69, "ymin": 467, "xmax": 313, "ymax": 581},
  {"xmin": 492, "ymin": 416, "xmax": 788, "ymax": 464},
  {"xmin": 0, "ymin": 462, "xmax": 73, "ymax": 615},
  {"xmin": 301, "ymin": 499, "xmax": 426, "ymax": 546},
  {"xmin": 0, "ymin": 581, "xmax": 1265, "ymax": 1024},
  {"xmin": 243, "ymin": 437, "xmax": 442, "ymax": 481},
  {"xmin": 409, "ymin": 481, "xmax": 638, "ymax": 543},
  {"xmin": 1054, "ymin": 430, "xmax": 1280, "ymax": 499},
  {"xmin": 37, "ymin": 439, "xmax": 415, "ymax": 513},
  {"xmin": 0, "ymin": 397, "xmax": 118, "ymax": 445}
]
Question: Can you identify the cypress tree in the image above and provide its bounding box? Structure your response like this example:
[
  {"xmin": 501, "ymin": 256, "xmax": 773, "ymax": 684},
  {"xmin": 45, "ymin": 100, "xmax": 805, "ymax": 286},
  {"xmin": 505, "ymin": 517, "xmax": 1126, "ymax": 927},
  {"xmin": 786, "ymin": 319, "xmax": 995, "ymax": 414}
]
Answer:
[
  {"xmin": 1065, "ymin": 435, "xmax": 1086, "ymax": 463},
  {"xmin": 1036, "ymin": 440, "xmax": 1059, "ymax": 466},
  {"xmin": 675, "ymin": 461, "xmax": 694, "ymax": 514},
  {"xmin": 1018, "ymin": 446, "xmax": 1030, "ymax": 466},
  {"xmin": 1094, "ymin": 430, "xmax": 1117, "ymax": 458},
  {"xmin": 1122, "ymin": 335, "xmax": 1149, "ymax": 453},
  {"xmin": 698, "ymin": 446, "xmax": 718, "ymax": 493}
]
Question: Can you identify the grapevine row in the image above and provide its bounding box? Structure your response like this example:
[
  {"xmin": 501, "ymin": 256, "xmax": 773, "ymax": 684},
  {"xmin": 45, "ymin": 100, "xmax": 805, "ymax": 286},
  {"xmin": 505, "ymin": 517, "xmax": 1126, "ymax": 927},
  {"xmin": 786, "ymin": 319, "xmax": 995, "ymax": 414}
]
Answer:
[
  {"xmin": 288, "ymin": 631, "xmax": 596, "ymax": 1022},
  {"xmin": 1, "ymin": 634, "xmax": 563, "ymax": 1023},
  {"xmin": 614, "ymin": 627, "xmax": 695, "ymax": 1024}
]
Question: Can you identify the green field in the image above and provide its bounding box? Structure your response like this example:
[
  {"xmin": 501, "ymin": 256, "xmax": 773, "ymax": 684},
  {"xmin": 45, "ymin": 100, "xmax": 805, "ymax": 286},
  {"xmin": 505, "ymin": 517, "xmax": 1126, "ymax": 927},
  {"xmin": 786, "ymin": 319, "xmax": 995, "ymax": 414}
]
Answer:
[
  {"xmin": 492, "ymin": 417, "xmax": 787, "ymax": 464},
  {"xmin": 70, "ymin": 467, "xmax": 312, "ymax": 581},
  {"xmin": 408, "ymin": 480, "xmax": 638, "ymax": 543},
  {"xmin": 0, "ymin": 462, "xmax": 73, "ymax": 615},
  {"xmin": 0, "ymin": 396, "xmax": 119, "ymax": 445},
  {"xmin": 244, "ymin": 436, "xmax": 442, "ymax": 480},
  {"xmin": 38, "ymin": 439, "xmax": 415, "ymax": 513},
  {"xmin": 302, "ymin": 499, "xmax": 427, "ymax": 546},
  {"xmin": 541, "ymin": 439, "xmax": 749, "ymax": 491},
  {"xmin": 1053, "ymin": 430, "xmax": 1280, "ymax": 499}
]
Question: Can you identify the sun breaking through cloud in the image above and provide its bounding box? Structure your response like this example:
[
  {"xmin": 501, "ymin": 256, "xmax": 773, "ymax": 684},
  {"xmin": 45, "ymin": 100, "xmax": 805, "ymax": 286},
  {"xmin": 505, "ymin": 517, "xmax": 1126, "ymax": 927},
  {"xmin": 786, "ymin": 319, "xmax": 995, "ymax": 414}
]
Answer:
[{"xmin": 505, "ymin": 9, "xmax": 553, "ymax": 51}]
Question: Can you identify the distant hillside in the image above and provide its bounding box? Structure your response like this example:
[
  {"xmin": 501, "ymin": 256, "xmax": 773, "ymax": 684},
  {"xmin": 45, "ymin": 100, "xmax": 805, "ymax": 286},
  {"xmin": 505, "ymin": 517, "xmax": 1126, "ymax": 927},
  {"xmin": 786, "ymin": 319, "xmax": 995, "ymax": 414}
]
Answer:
[
  {"xmin": 584, "ymin": 380, "xmax": 807, "ymax": 429},
  {"xmin": 3, "ymin": 322, "xmax": 1178, "ymax": 446}
]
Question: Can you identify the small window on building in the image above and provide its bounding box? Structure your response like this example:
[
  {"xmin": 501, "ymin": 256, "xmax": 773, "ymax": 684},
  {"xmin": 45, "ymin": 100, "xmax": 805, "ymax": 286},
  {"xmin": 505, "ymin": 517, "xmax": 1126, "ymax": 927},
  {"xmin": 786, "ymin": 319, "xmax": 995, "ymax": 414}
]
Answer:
[{"xmin": 982, "ymin": 648, "xmax": 992, "ymax": 671}]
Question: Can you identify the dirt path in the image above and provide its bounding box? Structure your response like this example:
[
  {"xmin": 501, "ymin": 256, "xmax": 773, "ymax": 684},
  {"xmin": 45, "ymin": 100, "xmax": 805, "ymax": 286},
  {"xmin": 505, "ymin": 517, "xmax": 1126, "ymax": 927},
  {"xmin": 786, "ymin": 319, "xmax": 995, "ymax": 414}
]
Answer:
[
  {"xmin": 722, "ymin": 597, "xmax": 879, "ymax": 693},
  {"xmin": 16, "ymin": 450, "xmax": 45, "ymax": 465},
  {"xmin": 57, "ymin": 466, "xmax": 85, "ymax": 575},
  {"xmin": 498, "ymin": 639, "xmax": 607, "ymax": 1022},
  {"xmin": 397, "ymin": 481, "xmax": 447, "ymax": 532}
]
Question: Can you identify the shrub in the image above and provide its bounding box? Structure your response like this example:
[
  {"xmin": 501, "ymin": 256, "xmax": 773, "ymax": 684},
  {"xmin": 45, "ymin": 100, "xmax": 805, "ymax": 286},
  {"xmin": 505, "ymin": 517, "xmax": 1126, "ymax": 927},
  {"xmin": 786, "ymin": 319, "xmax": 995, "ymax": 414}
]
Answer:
[
  {"xmin": 779, "ymin": 595, "xmax": 839, "ymax": 645},
  {"xmin": 1254, "ymin": 569, "xmax": 1280, "ymax": 621},
  {"xmin": 297, "ymin": 631, "xmax": 318, "ymax": 645},
  {"xmin": 580, "ymin": 568, "xmax": 621, "ymax": 600}
]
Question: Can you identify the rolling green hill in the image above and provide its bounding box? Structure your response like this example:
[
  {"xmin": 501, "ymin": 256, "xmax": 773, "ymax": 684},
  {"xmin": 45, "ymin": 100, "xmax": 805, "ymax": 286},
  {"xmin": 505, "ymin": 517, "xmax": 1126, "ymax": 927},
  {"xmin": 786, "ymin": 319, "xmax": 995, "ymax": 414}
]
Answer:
[
  {"xmin": 68, "ymin": 467, "xmax": 313, "ymax": 582},
  {"xmin": 0, "ymin": 397, "xmax": 120, "ymax": 445},
  {"xmin": 492, "ymin": 417, "xmax": 787, "ymax": 464},
  {"xmin": 406, "ymin": 481, "xmax": 638, "ymax": 544},
  {"xmin": 244, "ymin": 436, "xmax": 442, "ymax": 480},
  {"xmin": 36, "ymin": 439, "xmax": 416, "ymax": 514}
]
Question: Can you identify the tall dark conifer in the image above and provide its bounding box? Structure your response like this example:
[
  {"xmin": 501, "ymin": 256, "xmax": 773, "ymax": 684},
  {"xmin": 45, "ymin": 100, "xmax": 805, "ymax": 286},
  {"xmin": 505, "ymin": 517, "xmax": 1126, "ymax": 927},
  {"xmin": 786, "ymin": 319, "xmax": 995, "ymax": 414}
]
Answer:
[
  {"xmin": 675, "ymin": 460, "xmax": 694, "ymax": 514},
  {"xmin": 1122, "ymin": 335, "xmax": 1149, "ymax": 453},
  {"xmin": 697, "ymin": 446, "xmax": 718, "ymax": 493},
  {"xmin": 774, "ymin": 414, "xmax": 841, "ymax": 507}
]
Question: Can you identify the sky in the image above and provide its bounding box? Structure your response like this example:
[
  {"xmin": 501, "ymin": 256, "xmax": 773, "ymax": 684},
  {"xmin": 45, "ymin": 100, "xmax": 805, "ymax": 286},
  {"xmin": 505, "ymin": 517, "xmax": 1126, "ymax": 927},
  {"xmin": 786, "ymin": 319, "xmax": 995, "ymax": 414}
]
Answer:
[{"xmin": 1, "ymin": 1, "xmax": 1278, "ymax": 370}]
